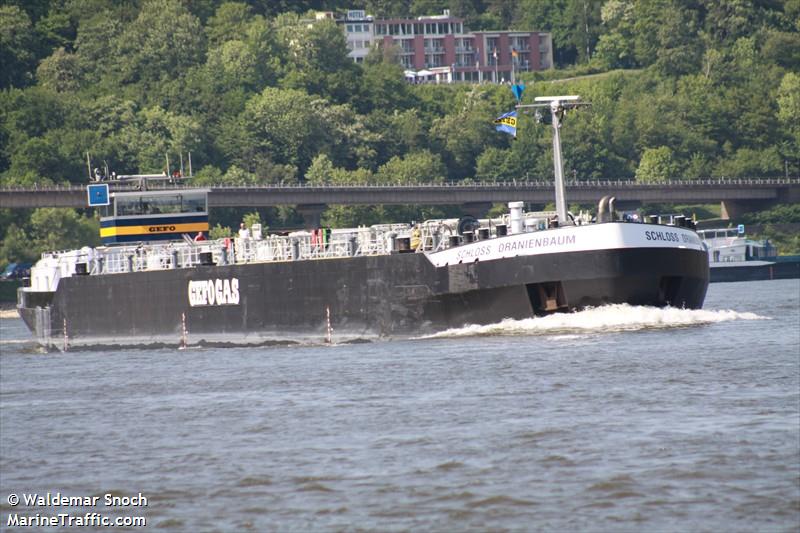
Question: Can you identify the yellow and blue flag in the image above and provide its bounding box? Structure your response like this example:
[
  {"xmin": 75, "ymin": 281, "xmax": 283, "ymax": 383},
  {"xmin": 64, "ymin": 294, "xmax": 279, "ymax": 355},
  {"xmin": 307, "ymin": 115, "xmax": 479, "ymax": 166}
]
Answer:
[{"xmin": 494, "ymin": 110, "xmax": 517, "ymax": 137}]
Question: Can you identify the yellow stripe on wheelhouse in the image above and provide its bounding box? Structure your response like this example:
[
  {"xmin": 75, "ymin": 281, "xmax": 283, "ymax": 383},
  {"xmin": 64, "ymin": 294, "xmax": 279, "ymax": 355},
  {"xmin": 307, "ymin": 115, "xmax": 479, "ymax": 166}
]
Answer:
[{"xmin": 100, "ymin": 222, "xmax": 209, "ymax": 238}]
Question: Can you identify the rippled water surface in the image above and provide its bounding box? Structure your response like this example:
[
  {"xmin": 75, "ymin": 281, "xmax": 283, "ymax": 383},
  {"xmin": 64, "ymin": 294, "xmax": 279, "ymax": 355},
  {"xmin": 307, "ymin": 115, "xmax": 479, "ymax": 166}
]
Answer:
[{"xmin": 1, "ymin": 279, "xmax": 799, "ymax": 532}]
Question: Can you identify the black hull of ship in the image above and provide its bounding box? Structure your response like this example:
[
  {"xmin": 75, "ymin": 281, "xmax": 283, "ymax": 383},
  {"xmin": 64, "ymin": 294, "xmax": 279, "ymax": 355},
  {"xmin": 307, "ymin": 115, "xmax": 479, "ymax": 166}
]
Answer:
[{"xmin": 18, "ymin": 247, "xmax": 708, "ymax": 349}]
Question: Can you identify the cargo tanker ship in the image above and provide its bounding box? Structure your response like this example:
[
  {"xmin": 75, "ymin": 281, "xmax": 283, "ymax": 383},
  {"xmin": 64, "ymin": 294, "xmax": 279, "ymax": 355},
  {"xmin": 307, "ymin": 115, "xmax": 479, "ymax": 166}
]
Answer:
[{"xmin": 16, "ymin": 96, "xmax": 709, "ymax": 349}]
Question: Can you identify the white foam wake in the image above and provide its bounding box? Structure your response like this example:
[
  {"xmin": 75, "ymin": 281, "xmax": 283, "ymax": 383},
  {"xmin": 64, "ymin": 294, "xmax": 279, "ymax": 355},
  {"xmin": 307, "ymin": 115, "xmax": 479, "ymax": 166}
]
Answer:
[{"xmin": 424, "ymin": 304, "xmax": 769, "ymax": 339}]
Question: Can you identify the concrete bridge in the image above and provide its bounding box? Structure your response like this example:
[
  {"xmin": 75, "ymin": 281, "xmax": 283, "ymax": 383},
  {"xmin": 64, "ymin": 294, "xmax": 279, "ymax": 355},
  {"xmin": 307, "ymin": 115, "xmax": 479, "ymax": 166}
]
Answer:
[{"xmin": 2, "ymin": 179, "xmax": 798, "ymax": 225}]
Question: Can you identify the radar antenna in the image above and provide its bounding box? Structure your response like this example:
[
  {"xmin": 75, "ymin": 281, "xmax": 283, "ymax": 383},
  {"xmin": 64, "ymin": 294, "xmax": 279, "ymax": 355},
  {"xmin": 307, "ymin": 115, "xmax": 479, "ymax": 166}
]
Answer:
[
  {"xmin": 517, "ymin": 95, "xmax": 590, "ymax": 225},
  {"xmin": 83, "ymin": 152, "xmax": 194, "ymax": 190}
]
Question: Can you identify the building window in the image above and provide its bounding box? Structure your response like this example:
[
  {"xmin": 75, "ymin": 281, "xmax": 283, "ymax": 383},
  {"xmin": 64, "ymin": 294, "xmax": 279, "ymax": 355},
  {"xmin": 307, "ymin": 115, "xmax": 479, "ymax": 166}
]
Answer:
[{"xmin": 425, "ymin": 55, "xmax": 442, "ymax": 67}]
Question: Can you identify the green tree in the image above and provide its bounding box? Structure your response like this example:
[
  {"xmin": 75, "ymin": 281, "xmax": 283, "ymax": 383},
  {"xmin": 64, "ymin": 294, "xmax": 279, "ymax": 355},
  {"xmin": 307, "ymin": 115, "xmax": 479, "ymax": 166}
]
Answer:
[
  {"xmin": 411, "ymin": 0, "xmax": 448, "ymax": 16},
  {"xmin": 702, "ymin": 0, "xmax": 762, "ymax": 49},
  {"xmin": 277, "ymin": 16, "xmax": 358, "ymax": 103},
  {"xmin": 635, "ymin": 146, "xmax": 678, "ymax": 182},
  {"xmin": 0, "ymin": 224, "xmax": 37, "ymax": 263},
  {"xmin": 221, "ymin": 165, "xmax": 257, "ymax": 185},
  {"xmin": 205, "ymin": 2, "xmax": 253, "ymax": 46},
  {"xmin": 191, "ymin": 165, "xmax": 224, "ymax": 186},
  {"xmin": 375, "ymin": 150, "xmax": 447, "ymax": 184},
  {"xmin": 116, "ymin": 106, "xmax": 204, "ymax": 173},
  {"xmin": 242, "ymin": 211, "xmax": 262, "ymax": 230},
  {"xmin": 356, "ymin": 58, "xmax": 416, "ymax": 114},
  {"xmin": 304, "ymin": 154, "xmax": 336, "ymax": 184},
  {"xmin": 487, "ymin": 0, "xmax": 517, "ymax": 28},
  {"xmin": 306, "ymin": 154, "xmax": 374, "ymax": 185},
  {"xmin": 592, "ymin": 1, "xmax": 636, "ymax": 69},
  {"xmin": 0, "ymin": 5, "xmax": 38, "ymax": 88},
  {"xmin": 206, "ymin": 40, "xmax": 262, "ymax": 92},
  {"xmin": 209, "ymin": 223, "xmax": 232, "ymax": 239},
  {"xmin": 36, "ymin": 47, "xmax": 84, "ymax": 92},
  {"xmin": 115, "ymin": 0, "xmax": 205, "ymax": 87},
  {"xmin": 515, "ymin": 0, "xmax": 574, "ymax": 65},
  {"xmin": 651, "ymin": 4, "xmax": 702, "ymax": 76},
  {"xmin": 429, "ymin": 85, "xmax": 508, "ymax": 181},
  {"xmin": 366, "ymin": 0, "xmax": 412, "ymax": 17},
  {"xmin": 3, "ymin": 208, "xmax": 101, "ymax": 263},
  {"xmin": 6, "ymin": 136, "xmax": 71, "ymax": 183},
  {"xmin": 564, "ymin": 0, "xmax": 602, "ymax": 64},
  {"xmin": 761, "ymin": 29, "xmax": 800, "ymax": 71},
  {"xmin": 72, "ymin": 9, "xmax": 127, "ymax": 88},
  {"xmin": 29, "ymin": 207, "xmax": 100, "ymax": 253},
  {"xmin": 386, "ymin": 109, "xmax": 429, "ymax": 154},
  {"xmin": 476, "ymin": 146, "xmax": 518, "ymax": 182},
  {"xmin": 777, "ymin": 72, "xmax": 800, "ymax": 147},
  {"xmin": 227, "ymin": 86, "xmax": 379, "ymax": 176},
  {"xmin": 713, "ymin": 147, "xmax": 783, "ymax": 178},
  {"xmin": 226, "ymin": 87, "xmax": 324, "ymax": 172},
  {"xmin": 35, "ymin": 7, "xmax": 76, "ymax": 50},
  {"xmin": 632, "ymin": 0, "xmax": 702, "ymax": 74}
]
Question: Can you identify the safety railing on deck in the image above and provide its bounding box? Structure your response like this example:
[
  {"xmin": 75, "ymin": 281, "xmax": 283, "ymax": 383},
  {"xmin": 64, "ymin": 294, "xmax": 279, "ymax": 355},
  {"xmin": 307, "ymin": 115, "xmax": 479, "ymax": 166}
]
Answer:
[{"xmin": 38, "ymin": 227, "xmax": 401, "ymax": 278}]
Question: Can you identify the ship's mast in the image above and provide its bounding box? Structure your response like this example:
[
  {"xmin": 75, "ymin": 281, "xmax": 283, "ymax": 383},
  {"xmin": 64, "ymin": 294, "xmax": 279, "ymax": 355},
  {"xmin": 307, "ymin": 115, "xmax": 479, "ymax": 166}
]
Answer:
[
  {"xmin": 518, "ymin": 95, "xmax": 587, "ymax": 225},
  {"xmin": 549, "ymin": 98, "xmax": 568, "ymax": 223}
]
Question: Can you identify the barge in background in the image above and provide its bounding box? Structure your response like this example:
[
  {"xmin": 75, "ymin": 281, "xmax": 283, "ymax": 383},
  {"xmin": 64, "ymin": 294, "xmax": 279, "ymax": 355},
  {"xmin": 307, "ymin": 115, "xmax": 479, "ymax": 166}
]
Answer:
[
  {"xmin": 16, "ymin": 95, "xmax": 709, "ymax": 349},
  {"xmin": 699, "ymin": 227, "xmax": 800, "ymax": 283}
]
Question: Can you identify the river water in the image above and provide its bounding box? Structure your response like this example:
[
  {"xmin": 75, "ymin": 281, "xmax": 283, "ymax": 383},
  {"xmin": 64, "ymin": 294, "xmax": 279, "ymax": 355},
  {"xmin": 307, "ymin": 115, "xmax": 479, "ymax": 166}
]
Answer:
[{"xmin": 1, "ymin": 279, "xmax": 798, "ymax": 532}]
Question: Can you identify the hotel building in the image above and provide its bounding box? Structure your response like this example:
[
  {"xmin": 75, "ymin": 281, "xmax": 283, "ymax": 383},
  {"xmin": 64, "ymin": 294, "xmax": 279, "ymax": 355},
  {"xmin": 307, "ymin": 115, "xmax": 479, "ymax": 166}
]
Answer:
[{"xmin": 335, "ymin": 10, "xmax": 553, "ymax": 82}]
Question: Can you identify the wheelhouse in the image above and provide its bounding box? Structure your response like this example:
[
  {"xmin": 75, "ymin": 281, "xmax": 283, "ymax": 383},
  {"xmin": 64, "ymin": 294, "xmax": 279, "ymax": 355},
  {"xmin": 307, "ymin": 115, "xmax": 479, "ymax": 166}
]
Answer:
[
  {"xmin": 99, "ymin": 189, "xmax": 209, "ymax": 245},
  {"xmin": 697, "ymin": 228, "xmax": 777, "ymax": 263}
]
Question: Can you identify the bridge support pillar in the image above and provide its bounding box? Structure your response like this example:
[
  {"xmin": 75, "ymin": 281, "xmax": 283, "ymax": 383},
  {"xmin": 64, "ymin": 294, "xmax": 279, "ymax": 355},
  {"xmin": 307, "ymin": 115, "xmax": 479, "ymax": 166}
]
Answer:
[
  {"xmin": 461, "ymin": 202, "xmax": 494, "ymax": 219},
  {"xmin": 296, "ymin": 204, "xmax": 327, "ymax": 228},
  {"xmin": 777, "ymin": 185, "xmax": 800, "ymax": 204},
  {"xmin": 720, "ymin": 200, "xmax": 774, "ymax": 220}
]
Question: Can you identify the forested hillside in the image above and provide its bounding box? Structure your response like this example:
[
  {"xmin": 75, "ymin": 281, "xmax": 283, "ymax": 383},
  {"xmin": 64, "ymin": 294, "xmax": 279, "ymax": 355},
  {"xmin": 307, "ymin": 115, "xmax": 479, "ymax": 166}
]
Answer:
[{"xmin": 1, "ymin": 0, "xmax": 798, "ymax": 261}]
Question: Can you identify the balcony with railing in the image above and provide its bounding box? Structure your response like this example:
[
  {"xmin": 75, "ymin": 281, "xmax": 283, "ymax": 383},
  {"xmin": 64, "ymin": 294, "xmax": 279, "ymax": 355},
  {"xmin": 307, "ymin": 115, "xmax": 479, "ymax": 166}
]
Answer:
[{"xmin": 456, "ymin": 50, "xmax": 475, "ymax": 61}]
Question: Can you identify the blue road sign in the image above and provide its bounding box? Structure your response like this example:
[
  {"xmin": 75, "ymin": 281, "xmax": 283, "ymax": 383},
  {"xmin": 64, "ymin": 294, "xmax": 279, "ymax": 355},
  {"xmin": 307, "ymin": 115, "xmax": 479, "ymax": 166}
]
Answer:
[
  {"xmin": 737, "ymin": 224, "xmax": 745, "ymax": 234},
  {"xmin": 87, "ymin": 184, "xmax": 110, "ymax": 206}
]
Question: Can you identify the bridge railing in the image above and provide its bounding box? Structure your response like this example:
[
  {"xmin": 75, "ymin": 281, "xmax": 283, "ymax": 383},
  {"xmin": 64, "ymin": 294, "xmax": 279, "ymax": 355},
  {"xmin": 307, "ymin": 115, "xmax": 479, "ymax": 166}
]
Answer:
[{"xmin": 1, "ymin": 177, "xmax": 799, "ymax": 192}]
